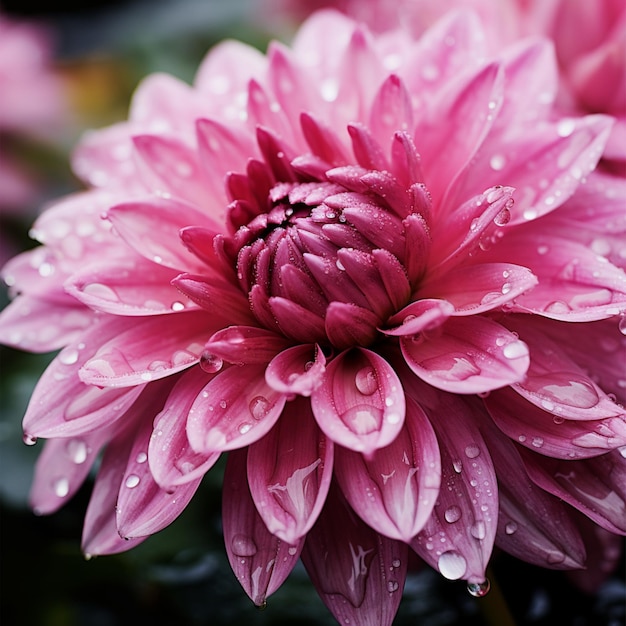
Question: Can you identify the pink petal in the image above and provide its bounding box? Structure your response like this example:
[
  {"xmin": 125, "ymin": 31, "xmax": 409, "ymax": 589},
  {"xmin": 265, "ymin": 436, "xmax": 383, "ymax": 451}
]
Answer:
[
  {"xmin": 29, "ymin": 425, "xmax": 115, "ymax": 514},
  {"xmin": 479, "ymin": 417, "xmax": 586, "ymax": 569},
  {"xmin": 325, "ymin": 302, "xmax": 380, "ymax": 350},
  {"xmin": 401, "ymin": 316, "xmax": 529, "ymax": 394},
  {"xmin": 418, "ymin": 263, "xmax": 538, "ymax": 315},
  {"xmin": 247, "ymin": 397, "xmax": 333, "ymax": 544},
  {"xmin": 149, "ymin": 367, "xmax": 221, "ymax": 489},
  {"xmin": 187, "ymin": 364, "xmax": 286, "ymax": 453},
  {"xmin": 223, "ymin": 449, "xmax": 303, "ymax": 606},
  {"xmin": 116, "ymin": 387, "xmax": 202, "ymax": 539},
  {"xmin": 204, "ymin": 325, "xmax": 290, "ymax": 366},
  {"xmin": 485, "ymin": 387, "xmax": 626, "ymax": 459},
  {"xmin": 265, "ymin": 344, "xmax": 326, "ymax": 396},
  {"xmin": 334, "ymin": 395, "xmax": 440, "ymax": 542},
  {"xmin": 369, "ymin": 74, "xmax": 413, "ymax": 147},
  {"xmin": 310, "ymin": 348, "xmax": 405, "ymax": 455},
  {"xmin": 67, "ymin": 255, "xmax": 197, "ymax": 316},
  {"xmin": 267, "ymin": 296, "xmax": 327, "ymax": 343},
  {"xmin": 521, "ymin": 449, "xmax": 626, "ymax": 535},
  {"xmin": 383, "ymin": 298, "xmax": 454, "ymax": 337},
  {"xmin": 23, "ymin": 328, "xmax": 145, "ymax": 438},
  {"xmin": 106, "ymin": 197, "xmax": 217, "ymax": 272},
  {"xmin": 302, "ymin": 482, "xmax": 408, "ymax": 626},
  {"xmin": 411, "ymin": 392, "xmax": 497, "ymax": 584}
]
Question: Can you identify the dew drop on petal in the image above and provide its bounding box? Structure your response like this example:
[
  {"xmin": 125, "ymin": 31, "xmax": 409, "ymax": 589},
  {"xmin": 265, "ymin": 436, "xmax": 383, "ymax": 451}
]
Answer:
[
  {"xmin": 505, "ymin": 521, "xmax": 518, "ymax": 535},
  {"xmin": 465, "ymin": 445, "xmax": 480, "ymax": 459},
  {"xmin": 355, "ymin": 366, "xmax": 378, "ymax": 396},
  {"xmin": 66, "ymin": 439, "xmax": 88, "ymax": 464},
  {"xmin": 489, "ymin": 154, "xmax": 506, "ymax": 171},
  {"xmin": 438, "ymin": 551, "xmax": 467, "ymax": 580},
  {"xmin": 238, "ymin": 422, "xmax": 252, "ymax": 434},
  {"xmin": 125, "ymin": 474, "xmax": 140, "ymax": 488},
  {"xmin": 444, "ymin": 505, "xmax": 462, "ymax": 523},
  {"xmin": 249, "ymin": 396, "xmax": 270, "ymax": 420},
  {"xmin": 619, "ymin": 316, "xmax": 626, "ymax": 336},
  {"xmin": 59, "ymin": 350, "xmax": 79, "ymax": 366},
  {"xmin": 387, "ymin": 580, "xmax": 399, "ymax": 593},
  {"xmin": 200, "ymin": 351, "xmax": 224, "ymax": 373},
  {"xmin": 452, "ymin": 459, "xmax": 463, "ymax": 473},
  {"xmin": 503, "ymin": 340, "xmax": 527, "ymax": 360},
  {"xmin": 467, "ymin": 579, "xmax": 491, "ymax": 597},
  {"xmin": 53, "ymin": 477, "xmax": 70, "ymax": 498},
  {"xmin": 23, "ymin": 434, "xmax": 37, "ymax": 446},
  {"xmin": 470, "ymin": 520, "xmax": 486, "ymax": 540},
  {"xmin": 231, "ymin": 534, "xmax": 257, "ymax": 557},
  {"xmin": 136, "ymin": 452, "xmax": 148, "ymax": 464}
]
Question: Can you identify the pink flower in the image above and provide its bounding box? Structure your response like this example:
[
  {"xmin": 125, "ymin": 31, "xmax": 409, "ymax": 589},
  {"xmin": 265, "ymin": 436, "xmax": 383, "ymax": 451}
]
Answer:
[{"xmin": 1, "ymin": 9, "xmax": 626, "ymax": 624}]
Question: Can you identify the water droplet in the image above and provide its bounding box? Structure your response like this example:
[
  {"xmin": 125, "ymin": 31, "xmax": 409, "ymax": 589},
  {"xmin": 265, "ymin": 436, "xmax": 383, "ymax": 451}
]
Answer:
[
  {"xmin": 66, "ymin": 439, "xmax": 88, "ymax": 464},
  {"xmin": 219, "ymin": 400, "xmax": 228, "ymax": 409},
  {"xmin": 465, "ymin": 445, "xmax": 480, "ymax": 459},
  {"xmin": 238, "ymin": 422, "xmax": 252, "ymax": 434},
  {"xmin": 547, "ymin": 550, "xmax": 565, "ymax": 565},
  {"xmin": 355, "ymin": 366, "xmax": 378, "ymax": 395},
  {"xmin": 249, "ymin": 396, "xmax": 270, "ymax": 420},
  {"xmin": 125, "ymin": 474, "xmax": 140, "ymax": 488},
  {"xmin": 200, "ymin": 351, "xmax": 223, "ymax": 373},
  {"xmin": 391, "ymin": 559, "xmax": 401, "ymax": 568},
  {"xmin": 470, "ymin": 520, "xmax": 486, "ymax": 540},
  {"xmin": 467, "ymin": 579, "xmax": 490, "ymax": 597},
  {"xmin": 53, "ymin": 477, "xmax": 70, "ymax": 498},
  {"xmin": 171, "ymin": 301, "xmax": 186, "ymax": 311},
  {"xmin": 619, "ymin": 316, "xmax": 626, "ymax": 335},
  {"xmin": 140, "ymin": 372, "xmax": 153, "ymax": 381},
  {"xmin": 444, "ymin": 505, "xmax": 462, "ymax": 523},
  {"xmin": 387, "ymin": 580, "xmax": 399, "ymax": 593},
  {"xmin": 23, "ymin": 434, "xmax": 37, "ymax": 446},
  {"xmin": 557, "ymin": 118, "xmax": 576, "ymax": 137},
  {"xmin": 231, "ymin": 534, "xmax": 257, "ymax": 557},
  {"xmin": 501, "ymin": 282, "xmax": 512, "ymax": 295},
  {"xmin": 59, "ymin": 349, "xmax": 79, "ymax": 365},
  {"xmin": 438, "ymin": 551, "xmax": 467, "ymax": 580},
  {"xmin": 489, "ymin": 154, "xmax": 506, "ymax": 171},
  {"xmin": 504, "ymin": 521, "xmax": 517, "ymax": 535},
  {"xmin": 288, "ymin": 546, "xmax": 298, "ymax": 556},
  {"xmin": 452, "ymin": 459, "xmax": 463, "ymax": 473},
  {"xmin": 503, "ymin": 340, "xmax": 527, "ymax": 360},
  {"xmin": 494, "ymin": 208, "xmax": 510, "ymax": 226},
  {"xmin": 136, "ymin": 452, "xmax": 148, "ymax": 464}
]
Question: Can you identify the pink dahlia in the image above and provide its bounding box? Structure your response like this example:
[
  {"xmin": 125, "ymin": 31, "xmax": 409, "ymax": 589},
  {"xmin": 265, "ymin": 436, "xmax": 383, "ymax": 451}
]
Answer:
[{"xmin": 1, "ymin": 9, "xmax": 626, "ymax": 624}]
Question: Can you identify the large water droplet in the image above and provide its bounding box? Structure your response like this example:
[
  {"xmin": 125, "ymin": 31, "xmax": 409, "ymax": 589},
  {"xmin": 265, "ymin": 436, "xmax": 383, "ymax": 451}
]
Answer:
[
  {"xmin": 355, "ymin": 366, "xmax": 378, "ymax": 396},
  {"xmin": 125, "ymin": 474, "xmax": 140, "ymax": 488},
  {"xmin": 59, "ymin": 349, "xmax": 80, "ymax": 366},
  {"xmin": 504, "ymin": 521, "xmax": 518, "ymax": 535},
  {"xmin": 200, "ymin": 351, "xmax": 223, "ymax": 373},
  {"xmin": 340, "ymin": 405, "xmax": 382, "ymax": 435},
  {"xmin": 53, "ymin": 477, "xmax": 70, "ymax": 498},
  {"xmin": 470, "ymin": 520, "xmax": 486, "ymax": 540},
  {"xmin": 444, "ymin": 505, "xmax": 462, "ymax": 523},
  {"xmin": 23, "ymin": 434, "xmax": 37, "ymax": 446},
  {"xmin": 387, "ymin": 580, "xmax": 399, "ymax": 593},
  {"xmin": 438, "ymin": 551, "xmax": 467, "ymax": 580},
  {"xmin": 66, "ymin": 439, "xmax": 88, "ymax": 464},
  {"xmin": 231, "ymin": 534, "xmax": 258, "ymax": 557},
  {"xmin": 465, "ymin": 445, "xmax": 480, "ymax": 459},
  {"xmin": 467, "ymin": 579, "xmax": 490, "ymax": 597},
  {"xmin": 249, "ymin": 396, "xmax": 270, "ymax": 420},
  {"xmin": 503, "ymin": 340, "xmax": 527, "ymax": 360}
]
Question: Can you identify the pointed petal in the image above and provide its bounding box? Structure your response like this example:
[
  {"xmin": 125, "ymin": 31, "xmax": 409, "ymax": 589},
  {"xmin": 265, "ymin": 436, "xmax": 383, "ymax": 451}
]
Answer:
[
  {"xmin": 310, "ymin": 348, "xmax": 405, "ymax": 455},
  {"xmin": 187, "ymin": 364, "xmax": 286, "ymax": 453},
  {"xmin": 268, "ymin": 296, "xmax": 326, "ymax": 343},
  {"xmin": 485, "ymin": 387, "xmax": 626, "ymax": 459},
  {"xmin": 479, "ymin": 417, "xmax": 587, "ymax": 569},
  {"xmin": 334, "ymin": 395, "xmax": 440, "ymax": 542},
  {"xmin": 247, "ymin": 397, "xmax": 333, "ymax": 544},
  {"xmin": 67, "ymin": 256, "xmax": 197, "ymax": 316},
  {"xmin": 401, "ymin": 316, "xmax": 529, "ymax": 394},
  {"xmin": 149, "ymin": 367, "xmax": 221, "ymax": 489},
  {"xmin": 418, "ymin": 263, "xmax": 538, "ymax": 315},
  {"xmin": 223, "ymin": 449, "xmax": 303, "ymax": 606},
  {"xmin": 325, "ymin": 302, "xmax": 380, "ymax": 350},
  {"xmin": 411, "ymin": 391, "xmax": 498, "ymax": 584},
  {"xmin": 383, "ymin": 298, "xmax": 454, "ymax": 337},
  {"xmin": 29, "ymin": 426, "xmax": 115, "ymax": 514},
  {"xmin": 369, "ymin": 74, "xmax": 413, "ymax": 147},
  {"xmin": 302, "ymin": 482, "xmax": 408, "ymax": 626},
  {"xmin": 265, "ymin": 344, "xmax": 326, "ymax": 396},
  {"xmin": 80, "ymin": 311, "xmax": 212, "ymax": 387},
  {"xmin": 521, "ymin": 449, "xmax": 626, "ymax": 535}
]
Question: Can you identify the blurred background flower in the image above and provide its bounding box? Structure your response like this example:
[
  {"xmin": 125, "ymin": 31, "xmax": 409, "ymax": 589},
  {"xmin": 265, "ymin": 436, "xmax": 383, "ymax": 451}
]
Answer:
[{"xmin": 0, "ymin": 2, "xmax": 624, "ymax": 626}]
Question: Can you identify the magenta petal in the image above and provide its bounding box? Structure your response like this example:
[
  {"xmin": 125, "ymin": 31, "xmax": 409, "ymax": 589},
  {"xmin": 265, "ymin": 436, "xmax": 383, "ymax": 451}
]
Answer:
[
  {"xmin": 485, "ymin": 387, "xmax": 626, "ymax": 459},
  {"xmin": 411, "ymin": 393, "xmax": 497, "ymax": 584},
  {"xmin": 384, "ymin": 298, "xmax": 454, "ymax": 337},
  {"xmin": 106, "ymin": 197, "xmax": 217, "ymax": 272},
  {"xmin": 149, "ymin": 367, "xmax": 221, "ymax": 489},
  {"xmin": 223, "ymin": 449, "xmax": 303, "ymax": 606},
  {"xmin": 310, "ymin": 348, "xmax": 405, "ymax": 455},
  {"xmin": 369, "ymin": 74, "xmax": 413, "ymax": 147},
  {"xmin": 116, "ymin": 395, "xmax": 201, "ymax": 539},
  {"xmin": 402, "ymin": 316, "xmax": 529, "ymax": 394},
  {"xmin": 302, "ymin": 482, "xmax": 408, "ymax": 626},
  {"xmin": 204, "ymin": 325, "xmax": 290, "ymax": 366},
  {"xmin": 521, "ymin": 449, "xmax": 626, "ymax": 535},
  {"xmin": 29, "ymin": 426, "xmax": 115, "ymax": 515},
  {"xmin": 187, "ymin": 364, "xmax": 286, "ymax": 453},
  {"xmin": 325, "ymin": 301, "xmax": 380, "ymax": 349},
  {"xmin": 80, "ymin": 311, "xmax": 211, "ymax": 387},
  {"xmin": 334, "ymin": 395, "xmax": 440, "ymax": 542},
  {"xmin": 265, "ymin": 344, "xmax": 326, "ymax": 396},
  {"xmin": 23, "ymin": 331, "xmax": 145, "ymax": 438},
  {"xmin": 67, "ymin": 256, "xmax": 197, "ymax": 316},
  {"xmin": 479, "ymin": 418, "xmax": 587, "ymax": 569},
  {"xmin": 247, "ymin": 397, "xmax": 333, "ymax": 544},
  {"xmin": 418, "ymin": 263, "xmax": 538, "ymax": 315}
]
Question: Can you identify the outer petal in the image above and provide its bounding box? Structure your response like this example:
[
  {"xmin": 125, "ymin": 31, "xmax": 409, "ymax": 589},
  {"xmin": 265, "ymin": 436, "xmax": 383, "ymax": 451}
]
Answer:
[
  {"xmin": 187, "ymin": 364, "xmax": 286, "ymax": 453},
  {"xmin": 29, "ymin": 425, "xmax": 116, "ymax": 514},
  {"xmin": 410, "ymin": 392, "xmax": 497, "ymax": 585},
  {"xmin": 247, "ymin": 397, "xmax": 333, "ymax": 544},
  {"xmin": 149, "ymin": 367, "xmax": 220, "ymax": 489},
  {"xmin": 265, "ymin": 344, "xmax": 326, "ymax": 396},
  {"xmin": 80, "ymin": 311, "xmax": 211, "ymax": 387},
  {"xmin": 302, "ymin": 482, "xmax": 408, "ymax": 626},
  {"xmin": 310, "ymin": 348, "xmax": 405, "ymax": 455},
  {"xmin": 485, "ymin": 387, "xmax": 626, "ymax": 459},
  {"xmin": 401, "ymin": 316, "xmax": 529, "ymax": 394},
  {"xmin": 223, "ymin": 449, "xmax": 303, "ymax": 607},
  {"xmin": 521, "ymin": 449, "xmax": 626, "ymax": 535},
  {"xmin": 204, "ymin": 325, "xmax": 290, "ymax": 366},
  {"xmin": 334, "ymin": 395, "xmax": 440, "ymax": 542},
  {"xmin": 479, "ymin": 417, "xmax": 586, "ymax": 569}
]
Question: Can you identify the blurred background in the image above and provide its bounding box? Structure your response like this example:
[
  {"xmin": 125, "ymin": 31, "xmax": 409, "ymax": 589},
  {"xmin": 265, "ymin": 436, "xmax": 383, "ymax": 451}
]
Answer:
[{"xmin": 0, "ymin": 1, "xmax": 624, "ymax": 625}]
